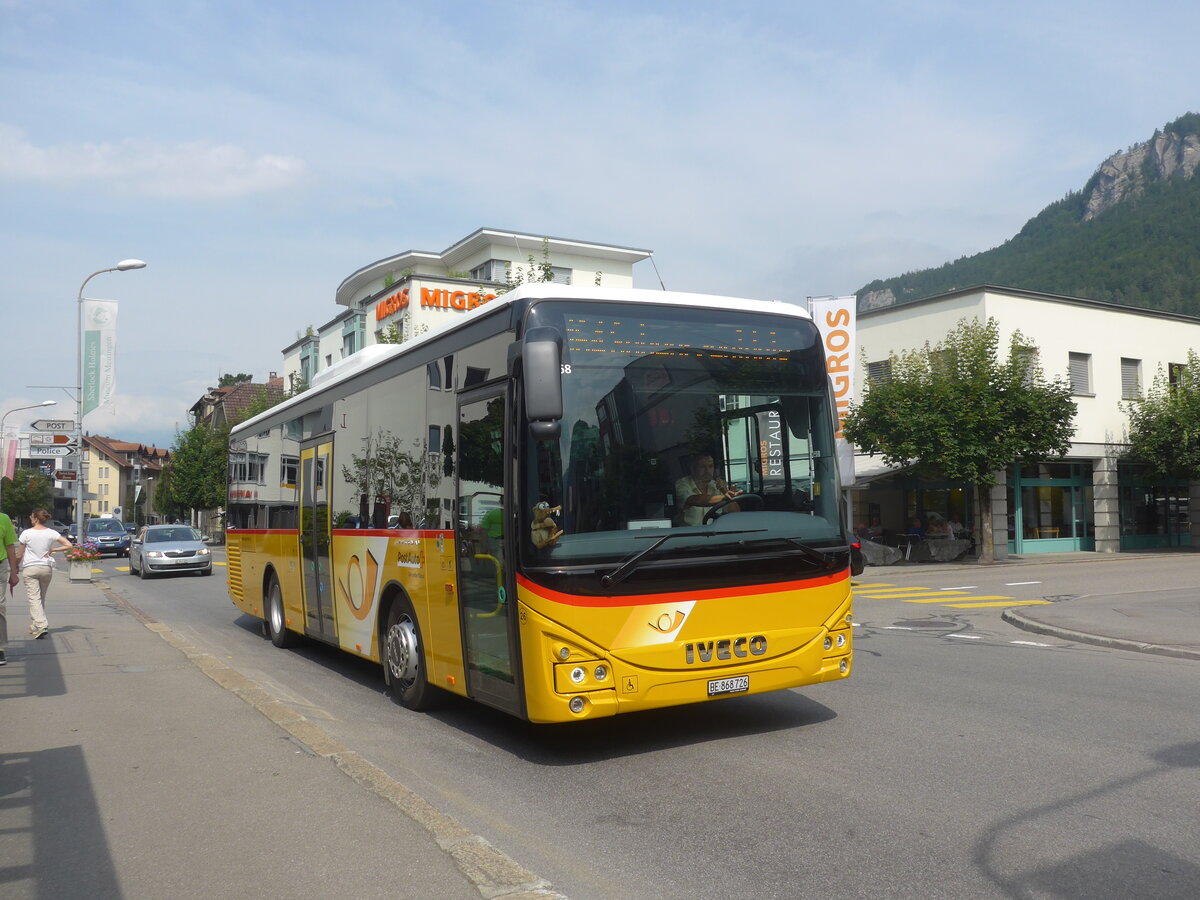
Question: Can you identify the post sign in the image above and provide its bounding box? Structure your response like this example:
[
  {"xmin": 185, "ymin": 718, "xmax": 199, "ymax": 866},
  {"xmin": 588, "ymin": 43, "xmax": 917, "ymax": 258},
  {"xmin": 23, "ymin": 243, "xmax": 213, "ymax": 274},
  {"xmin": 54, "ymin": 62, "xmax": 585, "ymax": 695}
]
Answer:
[{"xmin": 31, "ymin": 419, "xmax": 73, "ymax": 432}]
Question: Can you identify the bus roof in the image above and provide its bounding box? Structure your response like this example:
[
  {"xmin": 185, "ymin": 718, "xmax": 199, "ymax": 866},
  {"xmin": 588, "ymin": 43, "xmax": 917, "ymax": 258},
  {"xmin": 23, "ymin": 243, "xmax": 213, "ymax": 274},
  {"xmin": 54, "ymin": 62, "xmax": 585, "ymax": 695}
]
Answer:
[{"xmin": 232, "ymin": 284, "xmax": 814, "ymax": 436}]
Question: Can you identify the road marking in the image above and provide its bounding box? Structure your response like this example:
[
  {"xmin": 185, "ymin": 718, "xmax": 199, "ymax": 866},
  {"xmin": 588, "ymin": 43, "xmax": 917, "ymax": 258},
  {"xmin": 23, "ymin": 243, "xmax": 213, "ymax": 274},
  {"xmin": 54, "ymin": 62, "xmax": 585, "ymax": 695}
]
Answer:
[
  {"xmin": 1005, "ymin": 581, "xmax": 1042, "ymax": 586},
  {"xmin": 941, "ymin": 585, "xmax": 977, "ymax": 590},
  {"xmin": 946, "ymin": 600, "xmax": 1051, "ymax": 608},
  {"xmin": 883, "ymin": 626, "xmax": 915, "ymax": 630},
  {"xmin": 947, "ymin": 634, "xmax": 982, "ymax": 640},
  {"xmin": 901, "ymin": 594, "xmax": 995, "ymax": 603},
  {"xmin": 1011, "ymin": 640, "xmax": 1052, "ymax": 647}
]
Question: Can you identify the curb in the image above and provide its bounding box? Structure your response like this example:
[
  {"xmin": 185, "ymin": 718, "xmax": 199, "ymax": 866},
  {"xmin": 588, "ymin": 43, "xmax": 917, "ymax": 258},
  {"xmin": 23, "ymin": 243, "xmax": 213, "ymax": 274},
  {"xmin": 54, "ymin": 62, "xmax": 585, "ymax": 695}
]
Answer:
[
  {"xmin": 1001, "ymin": 608, "xmax": 1200, "ymax": 661},
  {"xmin": 98, "ymin": 582, "xmax": 567, "ymax": 900}
]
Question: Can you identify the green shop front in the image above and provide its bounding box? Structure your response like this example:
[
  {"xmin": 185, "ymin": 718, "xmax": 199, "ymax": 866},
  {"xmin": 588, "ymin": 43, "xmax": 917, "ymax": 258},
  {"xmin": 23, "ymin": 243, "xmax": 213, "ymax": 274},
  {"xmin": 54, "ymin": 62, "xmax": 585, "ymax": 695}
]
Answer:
[{"xmin": 1005, "ymin": 463, "xmax": 1095, "ymax": 554}]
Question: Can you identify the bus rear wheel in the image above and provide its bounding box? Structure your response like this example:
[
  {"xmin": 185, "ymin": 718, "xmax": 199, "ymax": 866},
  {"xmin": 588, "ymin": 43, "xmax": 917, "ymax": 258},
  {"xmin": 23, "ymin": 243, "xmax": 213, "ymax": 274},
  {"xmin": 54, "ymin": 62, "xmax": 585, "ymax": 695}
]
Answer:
[
  {"xmin": 265, "ymin": 576, "xmax": 296, "ymax": 648},
  {"xmin": 383, "ymin": 597, "xmax": 435, "ymax": 710}
]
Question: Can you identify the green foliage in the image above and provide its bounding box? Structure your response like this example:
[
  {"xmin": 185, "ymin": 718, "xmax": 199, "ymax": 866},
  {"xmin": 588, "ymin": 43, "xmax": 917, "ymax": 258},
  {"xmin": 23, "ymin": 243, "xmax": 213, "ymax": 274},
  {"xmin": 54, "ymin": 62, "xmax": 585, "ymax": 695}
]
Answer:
[
  {"xmin": 1124, "ymin": 349, "xmax": 1200, "ymax": 479},
  {"xmin": 859, "ymin": 113, "xmax": 1200, "ymax": 315},
  {"xmin": 500, "ymin": 238, "xmax": 558, "ymax": 294},
  {"xmin": 843, "ymin": 318, "xmax": 1076, "ymax": 486},
  {"xmin": 218, "ymin": 372, "xmax": 253, "ymax": 387},
  {"xmin": 1, "ymin": 470, "xmax": 54, "ymax": 522},
  {"xmin": 340, "ymin": 428, "xmax": 440, "ymax": 526},
  {"xmin": 164, "ymin": 423, "xmax": 228, "ymax": 515},
  {"xmin": 842, "ymin": 319, "xmax": 1076, "ymax": 561},
  {"xmin": 378, "ymin": 324, "xmax": 403, "ymax": 344}
]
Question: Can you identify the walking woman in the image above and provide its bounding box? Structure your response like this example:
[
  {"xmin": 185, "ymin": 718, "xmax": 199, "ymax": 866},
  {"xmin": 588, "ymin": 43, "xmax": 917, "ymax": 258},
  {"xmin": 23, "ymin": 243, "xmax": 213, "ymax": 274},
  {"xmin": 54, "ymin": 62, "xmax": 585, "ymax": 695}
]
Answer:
[{"xmin": 19, "ymin": 508, "xmax": 72, "ymax": 640}]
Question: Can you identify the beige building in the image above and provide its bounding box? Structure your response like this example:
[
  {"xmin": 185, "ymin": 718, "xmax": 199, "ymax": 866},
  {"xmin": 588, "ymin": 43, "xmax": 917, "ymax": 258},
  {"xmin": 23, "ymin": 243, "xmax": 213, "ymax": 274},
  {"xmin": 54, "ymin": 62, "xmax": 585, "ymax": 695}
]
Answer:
[
  {"xmin": 851, "ymin": 285, "xmax": 1200, "ymax": 559},
  {"xmin": 81, "ymin": 435, "xmax": 169, "ymax": 525}
]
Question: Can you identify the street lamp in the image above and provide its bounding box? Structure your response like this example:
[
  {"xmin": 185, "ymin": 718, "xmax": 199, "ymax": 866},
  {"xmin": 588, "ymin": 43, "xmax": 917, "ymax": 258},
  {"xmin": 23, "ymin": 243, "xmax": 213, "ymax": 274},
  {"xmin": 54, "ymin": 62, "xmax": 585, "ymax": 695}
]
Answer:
[
  {"xmin": 75, "ymin": 260, "xmax": 146, "ymax": 541},
  {"xmin": 0, "ymin": 400, "xmax": 57, "ymax": 509}
]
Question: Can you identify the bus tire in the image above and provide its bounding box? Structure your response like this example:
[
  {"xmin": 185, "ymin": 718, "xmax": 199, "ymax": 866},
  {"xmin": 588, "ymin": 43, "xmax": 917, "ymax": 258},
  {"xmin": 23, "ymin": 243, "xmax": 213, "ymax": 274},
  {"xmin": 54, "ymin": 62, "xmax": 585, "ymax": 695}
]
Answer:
[
  {"xmin": 382, "ymin": 596, "xmax": 435, "ymax": 710},
  {"xmin": 265, "ymin": 576, "xmax": 296, "ymax": 649}
]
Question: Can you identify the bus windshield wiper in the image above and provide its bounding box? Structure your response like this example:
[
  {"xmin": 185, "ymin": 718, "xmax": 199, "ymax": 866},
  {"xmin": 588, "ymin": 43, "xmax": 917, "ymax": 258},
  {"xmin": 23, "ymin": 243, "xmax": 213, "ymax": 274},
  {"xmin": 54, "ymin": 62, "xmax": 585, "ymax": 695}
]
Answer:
[
  {"xmin": 600, "ymin": 529, "xmax": 766, "ymax": 588},
  {"xmin": 732, "ymin": 536, "xmax": 844, "ymax": 569}
]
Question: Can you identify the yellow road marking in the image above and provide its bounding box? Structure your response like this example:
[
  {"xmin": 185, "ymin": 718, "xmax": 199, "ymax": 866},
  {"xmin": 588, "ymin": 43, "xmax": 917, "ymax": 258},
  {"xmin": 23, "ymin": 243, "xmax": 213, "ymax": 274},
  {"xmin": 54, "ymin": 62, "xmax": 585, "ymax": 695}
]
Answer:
[
  {"xmin": 945, "ymin": 600, "xmax": 1051, "ymax": 608},
  {"xmin": 854, "ymin": 587, "xmax": 942, "ymax": 596},
  {"xmin": 864, "ymin": 591, "xmax": 972, "ymax": 599}
]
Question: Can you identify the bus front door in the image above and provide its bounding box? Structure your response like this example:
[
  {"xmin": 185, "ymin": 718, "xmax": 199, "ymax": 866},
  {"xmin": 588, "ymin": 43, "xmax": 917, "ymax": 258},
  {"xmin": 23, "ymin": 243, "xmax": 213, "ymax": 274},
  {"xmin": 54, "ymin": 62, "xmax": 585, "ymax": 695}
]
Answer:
[
  {"xmin": 456, "ymin": 388, "xmax": 519, "ymax": 713},
  {"xmin": 300, "ymin": 439, "xmax": 336, "ymax": 642}
]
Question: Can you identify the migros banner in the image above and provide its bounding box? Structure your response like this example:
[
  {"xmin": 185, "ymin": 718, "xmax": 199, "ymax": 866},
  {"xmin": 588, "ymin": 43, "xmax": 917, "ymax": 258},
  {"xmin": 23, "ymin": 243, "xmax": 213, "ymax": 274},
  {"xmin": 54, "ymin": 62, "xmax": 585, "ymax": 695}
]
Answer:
[{"xmin": 375, "ymin": 285, "xmax": 498, "ymax": 321}]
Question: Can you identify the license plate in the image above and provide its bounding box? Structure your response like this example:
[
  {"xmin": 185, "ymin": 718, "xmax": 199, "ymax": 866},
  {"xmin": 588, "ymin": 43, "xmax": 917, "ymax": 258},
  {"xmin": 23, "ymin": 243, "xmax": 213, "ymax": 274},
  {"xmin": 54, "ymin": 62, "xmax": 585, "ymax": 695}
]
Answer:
[{"xmin": 707, "ymin": 675, "xmax": 749, "ymax": 696}]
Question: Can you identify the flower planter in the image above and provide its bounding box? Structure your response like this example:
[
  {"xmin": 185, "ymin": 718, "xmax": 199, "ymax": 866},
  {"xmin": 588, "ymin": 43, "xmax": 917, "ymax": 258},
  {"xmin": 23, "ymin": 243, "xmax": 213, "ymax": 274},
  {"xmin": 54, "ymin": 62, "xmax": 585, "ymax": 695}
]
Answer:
[{"xmin": 69, "ymin": 560, "xmax": 94, "ymax": 582}]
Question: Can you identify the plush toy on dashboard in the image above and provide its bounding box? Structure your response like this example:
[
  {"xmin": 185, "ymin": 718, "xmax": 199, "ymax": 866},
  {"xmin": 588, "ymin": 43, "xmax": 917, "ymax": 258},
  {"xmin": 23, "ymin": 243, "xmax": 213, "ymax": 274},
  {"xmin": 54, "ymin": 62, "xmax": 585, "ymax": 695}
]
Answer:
[{"xmin": 530, "ymin": 501, "xmax": 564, "ymax": 548}]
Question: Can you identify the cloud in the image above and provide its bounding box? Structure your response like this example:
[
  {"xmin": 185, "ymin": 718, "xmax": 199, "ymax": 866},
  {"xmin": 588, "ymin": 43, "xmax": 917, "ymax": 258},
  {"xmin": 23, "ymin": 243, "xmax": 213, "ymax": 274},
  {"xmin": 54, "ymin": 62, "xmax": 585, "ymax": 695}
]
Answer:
[{"xmin": 0, "ymin": 124, "xmax": 306, "ymax": 199}]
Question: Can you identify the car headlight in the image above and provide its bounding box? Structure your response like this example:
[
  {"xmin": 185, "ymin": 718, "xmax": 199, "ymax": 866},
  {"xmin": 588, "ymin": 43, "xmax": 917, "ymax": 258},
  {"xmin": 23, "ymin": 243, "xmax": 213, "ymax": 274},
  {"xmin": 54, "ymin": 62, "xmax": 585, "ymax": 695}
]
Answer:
[
  {"xmin": 197, "ymin": 547, "xmax": 210, "ymax": 556},
  {"xmin": 146, "ymin": 551, "xmax": 164, "ymax": 558}
]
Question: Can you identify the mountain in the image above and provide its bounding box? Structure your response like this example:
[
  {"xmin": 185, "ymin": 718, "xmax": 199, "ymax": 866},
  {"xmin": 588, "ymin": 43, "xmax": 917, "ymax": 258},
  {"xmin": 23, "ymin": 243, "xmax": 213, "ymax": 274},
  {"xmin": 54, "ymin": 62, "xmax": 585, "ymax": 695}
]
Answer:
[{"xmin": 858, "ymin": 112, "xmax": 1200, "ymax": 315}]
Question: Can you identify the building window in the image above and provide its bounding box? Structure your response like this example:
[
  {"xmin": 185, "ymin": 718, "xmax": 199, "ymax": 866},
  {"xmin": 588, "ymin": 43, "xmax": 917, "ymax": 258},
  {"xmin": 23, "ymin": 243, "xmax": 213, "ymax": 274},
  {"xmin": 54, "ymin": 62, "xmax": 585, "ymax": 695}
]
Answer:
[
  {"xmin": 280, "ymin": 456, "xmax": 299, "ymax": 487},
  {"xmin": 231, "ymin": 453, "xmax": 268, "ymax": 484},
  {"xmin": 1015, "ymin": 346, "xmax": 1039, "ymax": 386},
  {"xmin": 342, "ymin": 332, "xmax": 357, "ymax": 358},
  {"xmin": 428, "ymin": 425, "xmax": 441, "ymax": 454},
  {"xmin": 1068, "ymin": 352, "xmax": 1092, "ymax": 395},
  {"xmin": 1120, "ymin": 358, "xmax": 1142, "ymax": 400},
  {"xmin": 326, "ymin": 354, "xmax": 334, "ymax": 366},
  {"xmin": 1169, "ymin": 361, "xmax": 1187, "ymax": 389},
  {"xmin": 469, "ymin": 259, "xmax": 508, "ymax": 283},
  {"xmin": 548, "ymin": 266, "xmax": 572, "ymax": 285},
  {"xmin": 867, "ymin": 360, "xmax": 892, "ymax": 384},
  {"xmin": 427, "ymin": 361, "xmax": 442, "ymax": 390},
  {"xmin": 463, "ymin": 366, "xmax": 489, "ymax": 388}
]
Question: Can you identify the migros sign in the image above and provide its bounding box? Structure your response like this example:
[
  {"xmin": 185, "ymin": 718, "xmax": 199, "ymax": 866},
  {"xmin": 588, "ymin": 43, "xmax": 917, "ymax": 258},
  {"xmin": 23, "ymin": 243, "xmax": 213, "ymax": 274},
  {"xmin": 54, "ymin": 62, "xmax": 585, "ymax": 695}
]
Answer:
[{"xmin": 375, "ymin": 286, "xmax": 498, "ymax": 321}]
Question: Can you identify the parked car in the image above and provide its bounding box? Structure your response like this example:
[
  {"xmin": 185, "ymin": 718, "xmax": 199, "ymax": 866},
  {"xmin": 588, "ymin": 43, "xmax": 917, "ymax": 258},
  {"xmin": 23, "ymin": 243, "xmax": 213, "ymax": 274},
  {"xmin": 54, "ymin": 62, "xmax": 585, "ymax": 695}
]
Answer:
[
  {"xmin": 129, "ymin": 525, "xmax": 213, "ymax": 578},
  {"xmin": 47, "ymin": 519, "xmax": 71, "ymax": 536},
  {"xmin": 78, "ymin": 518, "xmax": 132, "ymax": 557}
]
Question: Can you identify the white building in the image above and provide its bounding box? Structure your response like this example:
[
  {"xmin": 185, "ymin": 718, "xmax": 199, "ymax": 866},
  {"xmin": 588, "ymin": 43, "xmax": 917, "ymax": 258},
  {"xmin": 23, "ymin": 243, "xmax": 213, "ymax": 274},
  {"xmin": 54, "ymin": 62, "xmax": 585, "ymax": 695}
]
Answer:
[
  {"xmin": 281, "ymin": 228, "xmax": 652, "ymax": 390},
  {"xmin": 851, "ymin": 285, "xmax": 1200, "ymax": 558}
]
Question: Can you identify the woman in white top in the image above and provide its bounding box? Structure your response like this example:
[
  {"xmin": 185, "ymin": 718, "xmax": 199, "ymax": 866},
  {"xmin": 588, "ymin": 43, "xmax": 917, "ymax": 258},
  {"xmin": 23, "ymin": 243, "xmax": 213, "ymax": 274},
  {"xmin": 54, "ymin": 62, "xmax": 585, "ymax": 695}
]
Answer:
[{"xmin": 19, "ymin": 508, "xmax": 72, "ymax": 640}]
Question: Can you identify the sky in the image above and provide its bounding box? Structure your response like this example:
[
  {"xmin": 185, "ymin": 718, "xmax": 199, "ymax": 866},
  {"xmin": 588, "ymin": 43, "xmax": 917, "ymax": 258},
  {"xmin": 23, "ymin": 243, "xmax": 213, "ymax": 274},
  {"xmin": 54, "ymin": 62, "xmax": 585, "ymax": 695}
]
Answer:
[{"xmin": 2, "ymin": 0, "xmax": 1198, "ymax": 451}]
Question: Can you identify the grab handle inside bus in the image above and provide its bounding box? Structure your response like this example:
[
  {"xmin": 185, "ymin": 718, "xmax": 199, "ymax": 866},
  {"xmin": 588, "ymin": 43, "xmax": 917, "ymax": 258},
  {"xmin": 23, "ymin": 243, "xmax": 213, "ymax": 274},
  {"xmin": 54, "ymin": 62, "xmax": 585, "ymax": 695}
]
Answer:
[{"xmin": 522, "ymin": 325, "xmax": 563, "ymax": 441}]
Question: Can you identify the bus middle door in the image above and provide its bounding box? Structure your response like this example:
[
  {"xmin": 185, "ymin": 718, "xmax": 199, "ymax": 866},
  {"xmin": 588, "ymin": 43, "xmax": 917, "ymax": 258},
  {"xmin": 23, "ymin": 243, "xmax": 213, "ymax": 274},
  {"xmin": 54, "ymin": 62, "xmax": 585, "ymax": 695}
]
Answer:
[{"xmin": 299, "ymin": 439, "xmax": 336, "ymax": 642}]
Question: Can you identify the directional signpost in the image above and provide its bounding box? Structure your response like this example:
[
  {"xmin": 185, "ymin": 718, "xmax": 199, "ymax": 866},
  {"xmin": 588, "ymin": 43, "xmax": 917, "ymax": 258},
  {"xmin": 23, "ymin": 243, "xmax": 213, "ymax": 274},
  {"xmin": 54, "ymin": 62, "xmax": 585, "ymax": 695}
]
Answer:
[
  {"xmin": 30, "ymin": 445, "xmax": 77, "ymax": 457},
  {"xmin": 31, "ymin": 419, "xmax": 74, "ymax": 432},
  {"xmin": 55, "ymin": 470, "xmax": 78, "ymax": 481},
  {"xmin": 31, "ymin": 433, "xmax": 77, "ymax": 446}
]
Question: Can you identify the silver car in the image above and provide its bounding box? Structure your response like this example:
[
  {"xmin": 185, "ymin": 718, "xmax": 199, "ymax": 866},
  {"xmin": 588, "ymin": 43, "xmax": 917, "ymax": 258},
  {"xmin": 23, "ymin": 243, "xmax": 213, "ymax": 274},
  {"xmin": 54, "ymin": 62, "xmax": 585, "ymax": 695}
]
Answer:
[{"xmin": 129, "ymin": 525, "xmax": 213, "ymax": 578}]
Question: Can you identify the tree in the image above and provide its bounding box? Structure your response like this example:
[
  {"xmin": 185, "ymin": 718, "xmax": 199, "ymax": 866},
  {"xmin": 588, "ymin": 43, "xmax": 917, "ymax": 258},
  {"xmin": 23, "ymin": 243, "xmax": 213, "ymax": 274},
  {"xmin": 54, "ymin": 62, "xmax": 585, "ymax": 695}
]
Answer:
[
  {"xmin": 1124, "ymin": 349, "xmax": 1200, "ymax": 480},
  {"xmin": 842, "ymin": 317, "xmax": 1076, "ymax": 563},
  {"xmin": 164, "ymin": 423, "xmax": 228, "ymax": 517},
  {"xmin": 218, "ymin": 372, "xmax": 254, "ymax": 387},
  {"xmin": 1, "ymin": 470, "xmax": 54, "ymax": 524}
]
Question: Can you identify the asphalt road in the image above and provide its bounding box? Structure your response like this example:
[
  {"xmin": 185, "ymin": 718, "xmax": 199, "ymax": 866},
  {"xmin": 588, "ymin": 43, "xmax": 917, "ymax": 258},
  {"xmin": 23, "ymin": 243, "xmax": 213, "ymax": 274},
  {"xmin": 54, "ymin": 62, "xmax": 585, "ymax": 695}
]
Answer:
[{"xmin": 97, "ymin": 554, "xmax": 1200, "ymax": 899}]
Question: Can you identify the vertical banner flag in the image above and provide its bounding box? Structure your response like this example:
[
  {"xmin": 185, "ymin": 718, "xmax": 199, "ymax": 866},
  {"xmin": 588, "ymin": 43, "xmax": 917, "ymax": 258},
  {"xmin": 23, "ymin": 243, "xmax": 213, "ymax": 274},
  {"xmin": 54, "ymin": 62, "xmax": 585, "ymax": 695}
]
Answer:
[
  {"xmin": 809, "ymin": 296, "xmax": 857, "ymax": 487},
  {"xmin": 82, "ymin": 299, "xmax": 118, "ymax": 417}
]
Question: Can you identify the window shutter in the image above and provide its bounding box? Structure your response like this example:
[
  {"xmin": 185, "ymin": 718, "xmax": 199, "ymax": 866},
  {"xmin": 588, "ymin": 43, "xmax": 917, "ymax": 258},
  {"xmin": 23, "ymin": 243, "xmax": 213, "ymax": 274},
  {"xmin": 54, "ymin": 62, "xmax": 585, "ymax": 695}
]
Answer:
[
  {"xmin": 1120, "ymin": 358, "xmax": 1140, "ymax": 399},
  {"xmin": 1068, "ymin": 352, "xmax": 1091, "ymax": 394}
]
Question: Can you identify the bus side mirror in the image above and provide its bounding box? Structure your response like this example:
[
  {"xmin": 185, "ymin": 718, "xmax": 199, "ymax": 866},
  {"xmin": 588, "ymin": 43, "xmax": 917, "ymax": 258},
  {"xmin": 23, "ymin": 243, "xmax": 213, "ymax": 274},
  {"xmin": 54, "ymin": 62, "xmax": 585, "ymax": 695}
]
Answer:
[{"xmin": 522, "ymin": 326, "xmax": 563, "ymax": 441}]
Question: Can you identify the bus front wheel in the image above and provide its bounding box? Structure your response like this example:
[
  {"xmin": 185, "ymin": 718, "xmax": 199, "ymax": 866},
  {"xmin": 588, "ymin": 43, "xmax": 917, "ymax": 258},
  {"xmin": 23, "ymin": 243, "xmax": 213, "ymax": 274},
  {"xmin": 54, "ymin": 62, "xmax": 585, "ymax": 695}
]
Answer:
[
  {"xmin": 383, "ymin": 597, "xmax": 435, "ymax": 710},
  {"xmin": 265, "ymin": 576, "xmax": 296, "ymax": 648}
]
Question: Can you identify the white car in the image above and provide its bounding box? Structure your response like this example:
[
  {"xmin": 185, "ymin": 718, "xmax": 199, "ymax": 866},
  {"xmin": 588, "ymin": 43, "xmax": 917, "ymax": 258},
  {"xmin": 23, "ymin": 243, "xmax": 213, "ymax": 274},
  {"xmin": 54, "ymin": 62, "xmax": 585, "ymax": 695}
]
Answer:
[{"xmin": 129, "ymin": 525, "xmax": 213, "ymax": 578}]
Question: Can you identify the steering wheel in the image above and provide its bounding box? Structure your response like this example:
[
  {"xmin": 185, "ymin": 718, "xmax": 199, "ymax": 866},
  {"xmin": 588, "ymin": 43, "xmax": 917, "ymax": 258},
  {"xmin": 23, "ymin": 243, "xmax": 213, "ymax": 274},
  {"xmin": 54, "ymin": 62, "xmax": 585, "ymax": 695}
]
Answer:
[{"xmin": 703, "ymin": 493, "xmax": 763, "ymax": 524}]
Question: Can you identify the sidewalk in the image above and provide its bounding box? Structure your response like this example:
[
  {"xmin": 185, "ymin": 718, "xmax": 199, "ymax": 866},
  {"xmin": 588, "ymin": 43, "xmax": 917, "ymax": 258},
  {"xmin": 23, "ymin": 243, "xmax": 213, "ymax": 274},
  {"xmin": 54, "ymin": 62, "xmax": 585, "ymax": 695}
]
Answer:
[
  {"xmin": 0, "ymin": 579, "xmax": 560, "ymax": 900},
  {"xmin": 862, "ymin": 550, "xmax": 1200, "ymax": 661}
]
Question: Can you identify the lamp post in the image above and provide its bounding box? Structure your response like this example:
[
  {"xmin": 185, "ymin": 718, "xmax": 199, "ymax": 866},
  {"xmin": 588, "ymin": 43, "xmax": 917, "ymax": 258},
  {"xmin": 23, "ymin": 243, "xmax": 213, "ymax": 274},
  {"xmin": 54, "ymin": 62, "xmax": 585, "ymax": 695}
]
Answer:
[
  {"xmin": 75, "ymin": 260, "xmax": 146, "ymax": 542},
  {"xmin": 0, "ymin": 400, "xmax": 57, "ymax": 510}
]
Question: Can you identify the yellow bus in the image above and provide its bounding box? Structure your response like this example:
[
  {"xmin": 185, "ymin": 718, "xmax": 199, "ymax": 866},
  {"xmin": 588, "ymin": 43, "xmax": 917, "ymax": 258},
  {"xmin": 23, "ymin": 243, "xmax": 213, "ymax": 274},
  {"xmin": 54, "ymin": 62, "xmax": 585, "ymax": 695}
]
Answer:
[{"xmin": 226, "ymin": 285, "xmax": 853, "ymax": 723}]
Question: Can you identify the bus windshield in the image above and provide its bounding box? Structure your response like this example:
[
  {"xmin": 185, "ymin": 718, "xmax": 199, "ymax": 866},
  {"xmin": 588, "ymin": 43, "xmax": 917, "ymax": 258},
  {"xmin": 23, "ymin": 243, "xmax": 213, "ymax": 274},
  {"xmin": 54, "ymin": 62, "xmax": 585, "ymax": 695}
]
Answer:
[{"xmin": 520, "ymin": 300, "xmax": 845, "ymax": 584}]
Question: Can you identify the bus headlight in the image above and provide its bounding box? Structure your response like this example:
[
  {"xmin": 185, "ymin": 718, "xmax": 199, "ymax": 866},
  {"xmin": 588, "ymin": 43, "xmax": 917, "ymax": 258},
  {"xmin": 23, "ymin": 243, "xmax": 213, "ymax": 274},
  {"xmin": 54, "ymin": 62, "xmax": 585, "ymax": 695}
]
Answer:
[
  {"xmin": 569, "ymin": 696, "xmax": 586, "ymax": 714},
  {"xmin": 594, "ymin": 665, "xmax": 608, "ymax": 681},
  {"xmin": 570, "ymin": 666, "xmax": 587, "ymax": 684}
]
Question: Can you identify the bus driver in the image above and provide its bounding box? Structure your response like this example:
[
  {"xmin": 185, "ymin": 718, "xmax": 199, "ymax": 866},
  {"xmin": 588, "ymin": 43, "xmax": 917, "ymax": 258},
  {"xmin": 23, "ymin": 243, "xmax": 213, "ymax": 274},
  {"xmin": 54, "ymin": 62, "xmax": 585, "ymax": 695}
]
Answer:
[{"xmin": 675, "ymin": 454, "xmax": 742, "ymax": 526}]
